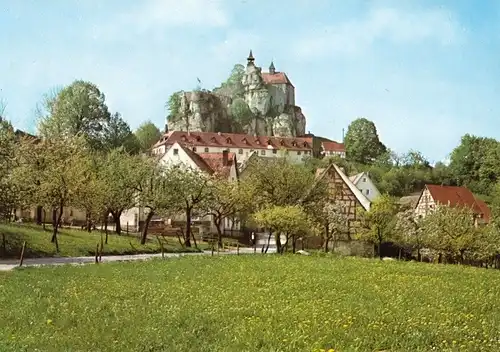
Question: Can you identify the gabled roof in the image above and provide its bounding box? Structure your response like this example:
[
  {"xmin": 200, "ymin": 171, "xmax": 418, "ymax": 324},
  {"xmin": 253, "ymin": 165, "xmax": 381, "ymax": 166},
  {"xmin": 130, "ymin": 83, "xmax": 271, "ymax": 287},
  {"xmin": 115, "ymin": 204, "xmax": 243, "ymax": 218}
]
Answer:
[
  {"xmin": 421, "ymin": 184, "xmax": 490, "ymax": 220},
  {"xmin": 349, "ymin": 172, "xmax": 365, "ymax": 185},
  {"xmin": 153, "ymin": 131, "xmax": 312, "ymax": 151},
  {"xmin": 198, "ymin": 152, "xmax": 236, "ymax": 178},
  {"xmin": 311, "ymin": 163, "xmax": 371, "ymax": 211},
  {"xmin": 177, "ymin": 144, "xmax": 214, "ymax": 175},
  {"xmin": 262, "ymin": 72, "xmax": 294, "ymax": 87}
]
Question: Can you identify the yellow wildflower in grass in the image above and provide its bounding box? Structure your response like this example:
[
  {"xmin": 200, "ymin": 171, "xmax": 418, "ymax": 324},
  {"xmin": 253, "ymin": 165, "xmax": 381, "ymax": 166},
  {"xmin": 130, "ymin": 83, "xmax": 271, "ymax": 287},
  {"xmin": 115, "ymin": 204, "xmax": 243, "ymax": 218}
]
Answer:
[{"xmin": 0, "ymin": 255, "xmax": 499, "ymax": 351}]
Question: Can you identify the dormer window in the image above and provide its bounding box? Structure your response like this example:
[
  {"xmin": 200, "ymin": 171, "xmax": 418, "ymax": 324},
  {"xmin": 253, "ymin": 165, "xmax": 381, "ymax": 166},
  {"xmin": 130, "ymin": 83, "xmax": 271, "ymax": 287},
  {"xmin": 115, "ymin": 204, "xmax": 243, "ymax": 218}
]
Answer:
[
  {"xmin": 242, "ymin": 138, "xmax": 249, "ymax": 145},
  {"xmin": 211, "ymin": 137, "xmax": 217, "ymax": 143},
  {"xmin": 303, "ymin": 142, "xmax": 308, "ymax": 147},
  {"xmin": 195, "ymin": 136, "xmax": 202, "ymax": 142},
  {"xmin": 226, "ymin": 137, "xmax": 232, "ymax": 144},
  {"xmin": 255, "ymin": 139, "xmax": 260, "ymax": 145},
  {"xmin": 291, "ymin": 140, "xmax": 297, "ymax": 147},
  {"xmin": 267, "ymin": 139, "xmax": 272, "ymax": 145},
  {"xmin": 280, "ymin": 139, "xmax": 285, "ymax": 146},
  {"xmin": 181, "ymin": 135, "xmax": 187, "ymax": 142}
]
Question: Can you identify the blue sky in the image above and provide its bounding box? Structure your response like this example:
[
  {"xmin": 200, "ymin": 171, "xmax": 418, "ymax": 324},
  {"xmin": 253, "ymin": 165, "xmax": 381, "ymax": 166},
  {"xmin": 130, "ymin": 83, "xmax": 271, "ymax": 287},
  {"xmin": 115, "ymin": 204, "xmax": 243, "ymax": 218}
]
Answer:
[{"xmin": 1, "ymin": 0, "xmax": 500, "ymax": 162}]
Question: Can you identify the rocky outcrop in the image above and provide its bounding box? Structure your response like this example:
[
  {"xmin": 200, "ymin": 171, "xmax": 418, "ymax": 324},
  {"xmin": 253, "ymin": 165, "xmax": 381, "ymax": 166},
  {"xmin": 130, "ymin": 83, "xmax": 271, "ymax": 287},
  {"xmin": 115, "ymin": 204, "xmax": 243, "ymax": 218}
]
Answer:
[
  {"xmin": 169, "ymin": 90, "xmax": 233, "ymax": 133},
  {"xmin": 168, "ymin": 52, "xmax": 307, "ymax": 137}
]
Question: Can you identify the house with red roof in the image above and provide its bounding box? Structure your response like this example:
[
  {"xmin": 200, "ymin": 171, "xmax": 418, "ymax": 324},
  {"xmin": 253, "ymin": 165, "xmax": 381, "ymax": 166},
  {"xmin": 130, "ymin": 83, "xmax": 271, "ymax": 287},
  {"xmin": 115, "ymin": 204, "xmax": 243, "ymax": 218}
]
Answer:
[
  {"xmin": 321, "ymin": 141, "xmax": 346, "ymax": 158},
  {"xmin": 152, "ymin": 131, "xmax": 313, "ymax": 167},
  {"xmin": 415, "ymin": 184, "xmax": 491, "ymax": 226}
]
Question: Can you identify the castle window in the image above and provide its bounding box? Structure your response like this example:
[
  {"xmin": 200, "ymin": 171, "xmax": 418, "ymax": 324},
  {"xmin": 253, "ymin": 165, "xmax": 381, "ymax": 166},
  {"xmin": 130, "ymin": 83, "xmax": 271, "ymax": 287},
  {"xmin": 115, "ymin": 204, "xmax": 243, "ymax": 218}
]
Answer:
[
  {"xmin": 238, "ymin": 149, "xmax": 243, "ymax": 154},
  {"xmin": 365, "ymin": 189, "xmax": 370, "ymax": 195},
  {"xmin": 272, "ymin": 149, "xmax": 277, "ymax": 154},
  {"xmin": 192, "ymin": 147, "xmax": 197, "ymax": 152},
  {"xmin": 204, "ymin": 147, "xmax": 209, "ymax": 152},
  {"xmin": 297, "ymin": 151, "xmax": 301, "ymax": 155},
  {"xmin": 173, "ymin": 148, "xmax": 179, "ymax": 155},
  {"xmin": 260, "ymin": 150, "xmax": 266, "ymax": 155}
]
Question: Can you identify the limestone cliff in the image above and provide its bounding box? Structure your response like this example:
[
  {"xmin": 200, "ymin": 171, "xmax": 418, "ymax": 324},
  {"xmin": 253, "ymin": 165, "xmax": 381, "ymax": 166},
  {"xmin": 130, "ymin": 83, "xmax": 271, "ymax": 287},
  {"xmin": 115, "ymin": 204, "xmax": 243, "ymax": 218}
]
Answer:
[{"xmin": 167, "ymin": 51, "xmax": 307, "ymax": 137}]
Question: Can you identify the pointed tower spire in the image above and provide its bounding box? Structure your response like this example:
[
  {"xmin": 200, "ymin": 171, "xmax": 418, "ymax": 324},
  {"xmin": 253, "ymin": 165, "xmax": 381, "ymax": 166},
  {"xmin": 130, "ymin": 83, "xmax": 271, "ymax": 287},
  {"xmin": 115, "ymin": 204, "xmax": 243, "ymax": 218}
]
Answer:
[
  {"xmin": 247, "ymin": 50, "xmax": 255, "ymax": 65},
  {"xmin": 269, "ymin": 60, "xmax": 276, "ymax": 74}
]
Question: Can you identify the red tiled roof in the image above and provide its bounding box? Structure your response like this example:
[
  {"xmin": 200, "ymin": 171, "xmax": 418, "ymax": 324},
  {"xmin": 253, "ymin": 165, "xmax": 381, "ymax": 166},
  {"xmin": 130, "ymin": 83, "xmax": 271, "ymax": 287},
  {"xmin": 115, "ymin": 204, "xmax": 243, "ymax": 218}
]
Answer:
[
  {"xmin": 322, "ymin": 141, "xmax": 345, "ymax": 152},
  {"xmin": 262, "ymin": 72, "xmax": 294, "ymax": 87},
  {"xmin": 425, "ymin": 184, "xmax": 490, "ymax": 221},
  {"xmin": 154, "ymin": 131, "xmax": 312, "ymax": 151},
  {"xmin": 198, "ymin": 152, "xmax": 236, "ymax": 178},
  {"xmin": 177, "ymin": 144, "xmax": 214, "ymax": 175}
]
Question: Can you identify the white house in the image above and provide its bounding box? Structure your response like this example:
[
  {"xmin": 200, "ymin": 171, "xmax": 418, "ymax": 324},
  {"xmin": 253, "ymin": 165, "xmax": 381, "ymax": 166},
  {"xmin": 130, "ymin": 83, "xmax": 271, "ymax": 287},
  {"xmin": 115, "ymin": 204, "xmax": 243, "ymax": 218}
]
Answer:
[
  {"xmin": 348, "ymin": 172, "xmax": 380, "ymax": 202},
  {"xmin": 320, "ymin": 141, "xmax": 346, "ymax": 158},
  {"xmin": 151, "ymin": 131, "xmax": 313, "ymax": 167},
  {"xmin": 121, "ymin": 142, "xmax": 240, "ymax": 234}
]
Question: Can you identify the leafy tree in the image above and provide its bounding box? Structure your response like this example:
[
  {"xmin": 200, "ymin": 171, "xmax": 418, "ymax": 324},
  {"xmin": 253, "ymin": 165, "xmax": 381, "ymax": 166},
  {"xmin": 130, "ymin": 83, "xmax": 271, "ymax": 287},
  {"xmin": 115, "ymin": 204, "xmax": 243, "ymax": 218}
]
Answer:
[
  {"xmin": 103, "ymin": 112, "xmax": 139, "ymax": 153},
  {"xmin": 0, "ymin": 116, "xmax": 17, "ymax": 220},
  {"xmin": 246, "ymin": 158, "xmax": 325, "ymax": 209},
  {"xmin": 253, "ymin": 205, "xmax": 311, "ymax": 254},
  {"xmin": 401, "ymin": 150, "xmax": 431, "ymax": 170},
  {"xmin": 166, "ymin": 91, "xmax": 184, "ymax": 123},
  {"xmin": 161, "ymin": 165, "xmax": 212, "ymax": 248},
  {"xmin": 12, "ymin": 136, "xmax": 88, "ymax": 250},
  {"xmin": 449, "ymin": 134, "xmax": 498, "ymax": 195},
  {"xmin": 213, "ymin": 64, "xmax": 245, "ymax": 99},
  {"xmin": 134, "ymin": 121, "xmax": 162, "ymax": 153},
  {"xmin": 308, "ymin": 200, "xmax": 348, "ymax": 252},
  {"xmin": 99, "ymin": 149, "xmax": 144, "ymax": 235},
  {"xmin": 422, "ymin": 205, "xmax": 478, "ymax": 263},
  {"xmin": 394, "ymin": 208, "xmax": 427, "ymax": 261},
  {"xmin": 356, "ymin": 194, "xmax": 398, "ymax": 259},
  {"xmin": 230, "ymin": 98, "xmax": 254, "ymax": 132},
  {"xmin": 37, "ymin": 80, "xmax": 112, "ymax": 151},
  {"xmin": 344, "ymin": 117, "xmax": 386, "ymax": 164}
]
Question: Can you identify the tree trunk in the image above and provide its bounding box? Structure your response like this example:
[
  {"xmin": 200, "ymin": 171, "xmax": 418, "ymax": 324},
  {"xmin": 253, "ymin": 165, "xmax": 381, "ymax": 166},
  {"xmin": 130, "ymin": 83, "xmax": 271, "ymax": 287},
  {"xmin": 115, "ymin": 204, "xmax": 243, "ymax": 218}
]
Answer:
[
  {"xmin": 51, "ymin": 204, "xmax": 64, "ymax": 252},
  {"xmin": 214, "ymin": 218, "xmax": 223, "ymax": 248},
  {"xmin": 140, "ymin": 210, "xmax": 155, "ymax": 245},
  {"xmin": 292, "ymin": 235, "xmax": 298, "ymax": 254},
  {"xmin": 275, "ymin": 232, "xmax": 282, "ymax": 254},
  {"xmin": 111, "ymin": 210, "xmax": 122, "ymax": 235},
  {"xmin": 104, "ymin": 214, "xmax": 109, "ymax": 244},
  {"xmin": 417, "ymin": 247, "xmax": 421, "ymax": 262},
  {"xmin": 184, "ymin": 207, "xmax": 192, "ymax": 248},
  {"xmin": 377, "ymin": 228, "xmax": 383, "ymax": 260},
  {"xmin": 264, "ymin": 231, "xmax": 272, "ymax": 254},
  {"xmin": 324, "ymin": 236, "xmax": 330, "ymax": 253}
]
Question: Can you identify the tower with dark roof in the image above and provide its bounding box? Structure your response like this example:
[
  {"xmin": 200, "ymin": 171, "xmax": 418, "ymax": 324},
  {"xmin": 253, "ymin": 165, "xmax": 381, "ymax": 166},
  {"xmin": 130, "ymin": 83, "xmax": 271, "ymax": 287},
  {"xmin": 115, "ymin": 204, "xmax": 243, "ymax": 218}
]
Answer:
[{"xmin": 269, "ymin": 61, "xmax": 276, "ymax": 74}]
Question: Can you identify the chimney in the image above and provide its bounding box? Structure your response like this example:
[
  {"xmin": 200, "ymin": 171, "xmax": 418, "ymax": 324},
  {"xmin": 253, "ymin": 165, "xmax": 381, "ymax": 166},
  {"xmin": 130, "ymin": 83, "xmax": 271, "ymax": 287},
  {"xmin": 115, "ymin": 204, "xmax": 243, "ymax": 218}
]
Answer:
[{"xmin": 222, "ymin": 150, "xmax": 229, "ymax": 166}]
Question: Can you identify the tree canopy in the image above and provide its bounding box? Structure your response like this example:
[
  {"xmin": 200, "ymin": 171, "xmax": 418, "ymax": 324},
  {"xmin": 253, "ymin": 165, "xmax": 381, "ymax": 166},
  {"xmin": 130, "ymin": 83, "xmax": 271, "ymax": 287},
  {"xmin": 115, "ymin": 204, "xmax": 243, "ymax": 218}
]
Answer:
[{"xmin": 344, "ymin": 117, "xmax": 386, "ymax": 164}]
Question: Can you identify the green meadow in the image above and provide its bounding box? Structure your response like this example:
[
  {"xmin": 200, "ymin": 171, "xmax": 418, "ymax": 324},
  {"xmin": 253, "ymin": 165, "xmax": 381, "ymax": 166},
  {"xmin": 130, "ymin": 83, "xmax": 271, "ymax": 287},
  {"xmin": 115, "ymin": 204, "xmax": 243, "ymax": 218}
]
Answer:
[{"xmin": 1, "ymin": 255, "xmax": 499, "ymax": 352}]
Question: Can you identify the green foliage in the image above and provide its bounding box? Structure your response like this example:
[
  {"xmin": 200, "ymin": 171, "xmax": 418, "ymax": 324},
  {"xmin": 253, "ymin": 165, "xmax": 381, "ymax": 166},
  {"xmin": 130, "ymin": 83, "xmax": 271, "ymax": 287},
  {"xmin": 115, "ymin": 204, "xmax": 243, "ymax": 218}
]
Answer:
[
  {"xmin": 357, "ymin": 194, "xmax": 398, "ymax": 257},
  {"xmin": 134, "ymin": 121, "xmax": 161, "ymax": 152},
  {"xmin": 344, "ymin": 117, "xmax": 386, "ymax": 164},
  {"xmin": 103, "ymin": 112, "xmax": 139, "ymax": 154},
  {"xmin": 230, "ymin": 98, "xmax": 254, "ymax": 132},
  {"xmin": 0, "ymin": 117, "xmax": 17, "ymax": 220},
  {"xmin": 422, "ymin": 205, "xmax": 479, "ymax": 262},
  {"xmin": 245, "ymin": 158, "xmax": 325, "ymax": 209},
  {"xmin": 213, "ymin": 64, "xmax": 245, "ymax": 99},
  {"xmin": 2, "ymin": 256, "xmax": 500, "ymax": 351},
  {"xmin": 449, "ymin": 134, "xmax": 499, "ymax": 195},
  {"xmin": 37, "ymin": 80, "xmax": 112, "ymax": 151},
  {"xmin": 166, "ymin": 90, "xmax": 184, "ymax": 122}
]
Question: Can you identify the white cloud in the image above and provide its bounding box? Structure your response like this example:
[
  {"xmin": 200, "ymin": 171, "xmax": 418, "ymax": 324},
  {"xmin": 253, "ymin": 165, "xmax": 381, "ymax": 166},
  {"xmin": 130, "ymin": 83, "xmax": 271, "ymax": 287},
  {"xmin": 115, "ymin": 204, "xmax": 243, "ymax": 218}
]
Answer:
[
  {"xmin": 294, "ymin": 6, "xmax": 461, "ymax": 59},
  {"xmin": 89, "ymin": 0, "xmax": 229, "ymax": 40}
]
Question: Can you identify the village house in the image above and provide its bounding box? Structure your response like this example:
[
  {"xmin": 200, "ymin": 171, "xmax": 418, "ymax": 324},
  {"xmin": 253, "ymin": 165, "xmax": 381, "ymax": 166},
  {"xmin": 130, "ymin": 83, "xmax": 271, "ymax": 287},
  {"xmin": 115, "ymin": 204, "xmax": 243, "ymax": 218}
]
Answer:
[
  {"xmin": 321, "ymin": 141, "xmax": 346, "ymax": 158},
  {"xmin": 349, "ymin": 171, "xmax": 381, "ymax": 202},
  {"xmin": 121, "ymin": 142, "xmax": 240, "ymax": 235},
  {"xmin": 151, "ymin": 131, "xmax": 315, "ymax": 167},
  {"xmin": 415, "ymin": 184, "xmax": 491, "ymax": 226}
]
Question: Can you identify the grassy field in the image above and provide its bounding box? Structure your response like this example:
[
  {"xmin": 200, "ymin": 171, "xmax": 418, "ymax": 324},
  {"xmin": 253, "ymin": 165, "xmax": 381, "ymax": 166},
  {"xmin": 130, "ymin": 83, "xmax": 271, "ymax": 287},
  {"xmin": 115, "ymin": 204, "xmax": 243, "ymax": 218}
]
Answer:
[
  {"xmin": 0, "ymin": 223, "xmax": 202, "ymax": 258},
  {"xmin": 1, "ymin": 256, "xmax": 499, "ymax": 351}
]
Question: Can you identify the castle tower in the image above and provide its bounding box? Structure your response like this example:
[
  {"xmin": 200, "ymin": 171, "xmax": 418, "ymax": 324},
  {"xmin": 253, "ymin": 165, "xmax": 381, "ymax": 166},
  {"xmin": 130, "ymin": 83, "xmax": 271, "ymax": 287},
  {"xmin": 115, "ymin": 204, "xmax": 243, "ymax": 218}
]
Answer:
[
  {"xmin": 247, "ymin": 50, "xmax": 255, "ymax": 66},
  {"xmin": 269, "ymin": 61, "xmax": 275, "ymax": 74}
]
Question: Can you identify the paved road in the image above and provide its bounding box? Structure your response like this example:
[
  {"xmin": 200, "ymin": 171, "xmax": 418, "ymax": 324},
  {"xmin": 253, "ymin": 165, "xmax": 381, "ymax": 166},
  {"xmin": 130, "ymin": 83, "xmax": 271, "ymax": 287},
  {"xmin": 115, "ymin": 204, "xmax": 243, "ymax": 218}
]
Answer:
[{"xmin": 0, "ymin": 247, "xmax": 277, "ymax": 272}]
